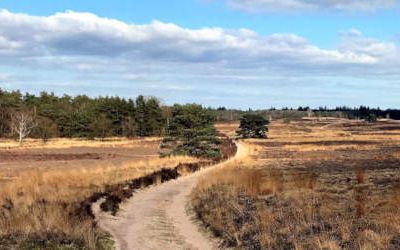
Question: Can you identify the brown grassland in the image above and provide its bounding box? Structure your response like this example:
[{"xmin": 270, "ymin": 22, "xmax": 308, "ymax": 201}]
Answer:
[
  {"xmin": 0, "ymin": 138, "xmax": 197, "ymax": 249},
  {"xmin": 192, "ymin": 118, "xmax": 400, "ymax": 249}
]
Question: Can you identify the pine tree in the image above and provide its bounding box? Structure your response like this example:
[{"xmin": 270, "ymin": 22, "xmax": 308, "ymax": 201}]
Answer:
[
  {"xmin": 236, "ymin": 114, "xmax": 269, "ymax": 138},
  {"xmin": 135, "ymin": 95, "xmax": 147, "ymax": 136},
  {"xmin": 144, "ymin": 97, "xmax": 164, "ymax": 136},
  {"xmin": 162, "ymin": 104, "xmax": 220, "ymax": 158}
]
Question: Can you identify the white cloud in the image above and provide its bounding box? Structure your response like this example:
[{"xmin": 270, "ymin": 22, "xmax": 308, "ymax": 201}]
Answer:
[
  {"xmin": 0, "ymin": 9, "xmax": 399, "ymax": 107},
  {"xmin": 0, "ymin": 9, "xmax": 395, "ymax": 73},
  {"xmin": 225, "ymin": 0, "xmax": 397, "ymax": 12},
  {"xmin": 339, "ymin": 29, "xmax": 397, "ymax": 59}
]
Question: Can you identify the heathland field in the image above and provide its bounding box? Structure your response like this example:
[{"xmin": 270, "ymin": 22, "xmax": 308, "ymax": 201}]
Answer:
[
  {"xmin": 0, "ymin": 138, "xmax": 198, "ymax": 249},
  {"xmin": 0, "ymin": 137, "xmax": 162, "ymax": 172},
  {"xmin": 2, "ymin": 118, "xmax": 400, "ymax": 249},
  {"xmin": 192, "ymin": 118, "xmax": 400, "ymax": 249}
]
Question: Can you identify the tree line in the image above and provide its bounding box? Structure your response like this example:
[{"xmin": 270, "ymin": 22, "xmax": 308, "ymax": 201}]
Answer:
[
  {"xmin": 0, "ymin": 89, "xmax": 165, "ymax": 141},
  {"xmin": 297, "ymin": 106, "xmax": 400, "ymax": 120},
  {"xmin": 210, "ymin": 106, "xmax": 400, "ymax": 122},
  {"xmin": 0, "ymin": 89, "xmax": 221, "ymax": 158},
  {"xmin": 2, "ymin": 88, "xmax": 399, "ymax": 145}
]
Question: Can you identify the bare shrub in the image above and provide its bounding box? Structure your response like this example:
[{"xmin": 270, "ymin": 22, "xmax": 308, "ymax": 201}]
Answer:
[{"xmin": 10, "ymin": 109, "xmax": 37, "ymax": 145}]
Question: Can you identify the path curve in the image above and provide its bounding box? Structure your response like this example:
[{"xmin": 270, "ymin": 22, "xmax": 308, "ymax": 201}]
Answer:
[{"xmin": 93, "ymin": 142, "xmax": 247, "ymax": 250}]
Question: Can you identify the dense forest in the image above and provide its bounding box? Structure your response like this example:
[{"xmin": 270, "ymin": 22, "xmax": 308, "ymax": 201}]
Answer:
[{"xmin": 0, "ymin": 89, "xmax": 165, "ymax": 140}]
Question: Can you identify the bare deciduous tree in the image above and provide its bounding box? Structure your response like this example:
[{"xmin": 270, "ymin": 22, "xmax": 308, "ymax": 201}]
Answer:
[{"xmin": 10, "ymin": 109, "xmax": 37, "ymax": 145}]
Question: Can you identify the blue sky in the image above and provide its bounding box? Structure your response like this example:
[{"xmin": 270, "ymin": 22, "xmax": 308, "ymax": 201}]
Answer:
[
  {"xmin": 0, "ymin": 0, "xmax": 399, "ymax": 108},
  {"xmin": 1, "ymin": 0, "xmax": 398, "ymax": 47}
]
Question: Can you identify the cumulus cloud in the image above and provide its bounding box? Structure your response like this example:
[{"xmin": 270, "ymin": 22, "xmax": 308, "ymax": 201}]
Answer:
[
  {"xmin": 0, "ymin": 9, "xmax": 399, "ymax": 107},
  {"xmin": 339, "ymin": 29, "xmax": 397, "ymax": 60},
  {"xmin": 0, "ymin": 9, "xmax": 396, "ymax": 72},
  {"xmin": 225, "ymin": 0, "xmax": 397, "ymax": 12}
]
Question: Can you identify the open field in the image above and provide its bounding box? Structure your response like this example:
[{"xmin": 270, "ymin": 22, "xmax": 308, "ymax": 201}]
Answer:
[
  {"xmin": 0, "ymin": 138, "xmax": 160, "ymax": 172},
  {"xmin": 0, "ymin": 138, "xmax": 198, "ymax": 249},
  {"xmin": 215, "ymin": 122, "xmax": 240, "ymax": 138},
  {"xmin": 192, "ymin": 118, "xmax": 400, "ymax": 249},
  {"xmin": 0, "ymin": 137, "xmax": 161, "ymax": 150},
  {"xmin": 2, "ymin": 119, "xmax": 400, "ymax": 249}
]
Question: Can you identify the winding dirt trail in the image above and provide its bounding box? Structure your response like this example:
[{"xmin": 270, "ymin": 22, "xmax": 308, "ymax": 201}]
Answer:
[{"xmin": 94, "ymin": 142, "xmax": 247, "ymax": 250}]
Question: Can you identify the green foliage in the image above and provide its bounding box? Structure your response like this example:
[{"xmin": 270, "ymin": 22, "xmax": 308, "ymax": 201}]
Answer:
[
  {"xmin": 32, "ymin": 116, "xmax": 59, "ymax": 142},
  {"xmin": 122, "ymin": 116, "xmax": 136, "ymax": 138},
  {"xmin": 0, "ymin": 89, "xmax": 22, "ymax": 136},
  {"xmin": 0, "ymin": 89, "xmax": 165, "ymax": 139},
  {"xmin": 237, "ymin": 114, "xmax": 269, "ymax": 138},
  {"xmin": 135, "ymin": 96, "xmax": 164, "ymax": 136},
  {"xmin": 89, "ymin": 114, "xmax": 113, "ymax": 140},
  {"xmin": 135, "ymin": 95, "xmax": 147, "ymax": 136},
  {"xmin": 162, "ymin": 104, "xmax": 220, "ymax": 158}
]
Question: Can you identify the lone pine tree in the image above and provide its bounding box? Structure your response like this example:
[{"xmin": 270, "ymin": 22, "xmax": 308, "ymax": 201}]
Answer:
[
  {"xmin": 236, "ymin": 114, "xmax": 269, "ymax": 138},
  {"xmin": 162, "ymin": 104, "xmax": 220, "ymax": 158}
]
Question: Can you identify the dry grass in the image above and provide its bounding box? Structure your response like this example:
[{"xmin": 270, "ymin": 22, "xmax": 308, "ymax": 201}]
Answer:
[
  {"xmin": 215, "ymin": 122, "xmax": 240, "ymax": 138},
  {"xmin": 192, "ymin": 118, "xmax": 400, "ymax": 249},
  {"xmin": 0, "ymin": 137, "xmax": 160, "ymax": 149},
  {"xmin": 0, "ymin": 138, "xmax": 197, "ymax": 249}
]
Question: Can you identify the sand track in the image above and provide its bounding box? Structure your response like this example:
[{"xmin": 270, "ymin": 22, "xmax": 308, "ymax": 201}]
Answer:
[{"xmin": 94, "ymin": 142, "xmax": 246, "ymax": 250}]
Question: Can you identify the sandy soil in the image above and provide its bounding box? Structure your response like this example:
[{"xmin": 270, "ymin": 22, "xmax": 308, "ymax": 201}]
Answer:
[{"xmin": 94, "ymin": 142, "xmax": 247, "ymax": 250}]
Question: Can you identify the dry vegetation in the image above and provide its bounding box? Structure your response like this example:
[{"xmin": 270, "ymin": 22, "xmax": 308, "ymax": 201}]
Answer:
[
  {"xmin": 0, "ymin": 137, "xmax": 161, "ymax": 150},
  {"xmin": 215, "ymin": 122, "xmax": 240, "ymax": 138},
  {"xmin": 192, "ymin": 118, "xmax": 400, "ymax": 249},
  {"xmin": 0, "ymin": 138, "xmax": 197, "ymax": 249}
]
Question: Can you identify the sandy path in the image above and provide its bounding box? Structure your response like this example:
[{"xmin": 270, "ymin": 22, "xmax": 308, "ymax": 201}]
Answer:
[{"xmin": 94, "ymin": 142, "xmax": 247, "ymax": 250}]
